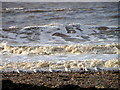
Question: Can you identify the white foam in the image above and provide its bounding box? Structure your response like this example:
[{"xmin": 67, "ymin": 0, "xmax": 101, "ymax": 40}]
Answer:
[
  {"xmin": 1, "ymin": 23, "xmax": 119, "ymax": 71},
  {"xmin": 1, "ymin": 58, "xmax": 119, "ymax": 72},
  {"xmin": 1, "ymin": 23, "xmax": 119, "ymax": 45}
]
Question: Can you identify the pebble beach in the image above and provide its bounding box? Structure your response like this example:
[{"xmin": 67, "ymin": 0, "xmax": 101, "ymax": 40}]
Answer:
[
  {"xmin": 1, "ymin": 71, "xmax": 120, "ymax": 90},
  {"xmin": 0, "ymin": 2, "xmax": 119, "ymax": 90}
]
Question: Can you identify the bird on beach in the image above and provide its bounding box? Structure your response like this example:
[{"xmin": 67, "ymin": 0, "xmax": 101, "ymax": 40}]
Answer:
[
  {"xmin": 48, "ymin": 62, "xmax": 53, "ymax": 72},
  {"xmin": 64, "ymin": 63, "xmax": 70, "ymax": 72},
  {"xmin": 33, "ymin": 69, "xmax": 40, "ymax": 73},
  {"xmin": 84, "ymin": 67, "xmax": 91, "ymax": 71},
  {"xmin": 33, "ymin": 69, "xmax": 37, "ymax": 73},
  {"xmin": 16, "ymin": 69, "xmax": 20, "ymax": 73},
  {"xmin": 65, "ymin": 66, "xmax": 69, "ymax": 72},
  {"xmin": 94, "ymin": 67, "xmax": 102, "ymax": 71},
  {"xmin": 15, "ymin": 69, "xmax": 24, "ymax": 73},
  {"xmin": 49, "ymin": 67, "xmax": 53, "ymax": 72}
]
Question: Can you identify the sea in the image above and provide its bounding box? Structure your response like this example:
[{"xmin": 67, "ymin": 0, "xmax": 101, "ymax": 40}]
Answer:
[{"xmin": 0, "ymin": 2, "xmax": 119, "ymax": 72}]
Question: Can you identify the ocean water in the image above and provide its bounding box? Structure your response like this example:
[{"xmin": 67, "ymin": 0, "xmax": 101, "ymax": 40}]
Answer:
[{"xmin": 0, "ymin": 2, "xmax": 119, "ymax": 72}]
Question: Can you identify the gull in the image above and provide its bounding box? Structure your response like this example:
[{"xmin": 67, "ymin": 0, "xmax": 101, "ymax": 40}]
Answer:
[
  {"xmin": 64, "ymin": 63, "xmax": 70, "ymax": 72},
  {"xmin": 49, "ymin": 67, "xmax": 53, "ymax": 72},
  {"xmin": 83, "ymin": 61, "xmax": 90, "ymax": 71},
  {"xmin": 84, "ymin": 67, "xmax": 90, "ymax": 71},
  {"xmin": 15, "ymin": 69, "xmax": 24, "ymax": 73},
  {"xmin": 85, "ymin": 67, "xmax": 95, "ymax": 72},
  {"xmin": 65, "ymin": 66, "xmax": 69, "ymax": 72},
  {"xmin": 94, "ymin": 67, "xmax": 102, "ymax": 71},
  {"xmin": 16, "ymin": 69, "xmax": 20, "ymax": 73},
  {"xmin": 48, "ymin": 62, "xmax": 53, "ymax": 72},
  {"xmin": 33, "ymin": 69, "xmax": 40, "ymax": 73}
]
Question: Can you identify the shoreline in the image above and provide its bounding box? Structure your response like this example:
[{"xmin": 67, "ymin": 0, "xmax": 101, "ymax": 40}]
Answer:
[{"xmin": 1, "ymin": 71, "xmax": 119, "ymax": 90}]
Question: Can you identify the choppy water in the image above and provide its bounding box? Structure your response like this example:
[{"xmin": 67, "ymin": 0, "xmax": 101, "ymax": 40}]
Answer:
[{"xmin": 0, "ymin": 2, "xmax": 119, "ymax": 72}]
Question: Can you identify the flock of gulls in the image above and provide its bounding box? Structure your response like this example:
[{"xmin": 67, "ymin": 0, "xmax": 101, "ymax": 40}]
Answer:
[
  {"xmin": 3, "ymin": 66, "xmax": 113, "ymax": 73},
  {"xmin": 1, "ymin": 60, "xmax": 119, "ymax": 73}
]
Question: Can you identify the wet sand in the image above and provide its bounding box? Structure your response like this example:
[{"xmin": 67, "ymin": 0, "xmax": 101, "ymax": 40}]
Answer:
[{"xmin": 1, "ymin": 71, "xmax": 119, "ymax": 90}]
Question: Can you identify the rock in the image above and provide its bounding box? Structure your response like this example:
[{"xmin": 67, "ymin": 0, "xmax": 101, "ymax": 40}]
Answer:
[
  {"xmin": 2, "ymin": 80, "xmax": 18, "ymax": 90},
  {"xmin": 65, "ymin": 26, "xmax": 76, "ymax": 33},
  {"xmin": 98, "ymin": 27, "xmax": 109, "ymax": 30},
  {"xmin": 52, "ymin": 33, "xmax": 70, "ymax": 37}
]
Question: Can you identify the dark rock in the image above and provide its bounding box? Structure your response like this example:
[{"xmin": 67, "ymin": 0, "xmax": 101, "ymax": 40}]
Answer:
[
  {"xmin": 2, "ymin": 80, "xmax": 18, "ymax": 90},
  {"xmin": 52, "ymin": 33, "xmax": 70, "ymax": 37},
  {"xmin": 57, "ymin": 28, "xmax": 60, "ymax": 30},
  {"xmin": 97, "ymin": 27, "xmax": 109, "ymax": 30},
  {"xmin": 65, "ymin": 26, "xmax": 76, "ymax": 33},
  {"xmin": 2, "ymin": 80, "xmax": 51, "ymax": 90},
  {"xmin": 1, "ymin": 79, "xmax": 118, "ymax": 90},
  {"xmin": 73, "ymin": 25, "xmax": 83, "ymax": 31},
  {"xmin": 81, "ymin": 36, "xmax": 90, "ymax": 39},
  {"xmin": 110, "ymin": 15, "xmax": 120, "ymax": 18}
]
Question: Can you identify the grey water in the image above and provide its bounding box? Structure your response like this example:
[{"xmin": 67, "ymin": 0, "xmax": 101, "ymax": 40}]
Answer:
[{"xmin": 0, "ymin": 2, "xmax": 119, "ymax": 71}]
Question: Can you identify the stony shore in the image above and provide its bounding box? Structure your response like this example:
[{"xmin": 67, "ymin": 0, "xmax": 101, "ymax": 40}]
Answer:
[{"xmin": 1, "ymin": 71, "xmax": 119, "ymax": 90}]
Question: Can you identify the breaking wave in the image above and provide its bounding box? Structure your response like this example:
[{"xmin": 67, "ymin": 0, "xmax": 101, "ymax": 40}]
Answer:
[
  {"xmin": 0, "ymin": 23, "xmax": 120, "ymax": 72},
  {"xmin": 0, "ymin": 43, "xmax": 119, "ymax": 55},
  {"xmin": 1, "ymin": 2, "xmax": 119, "ymax": 72}
]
